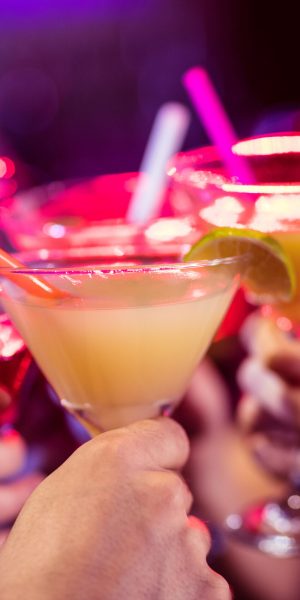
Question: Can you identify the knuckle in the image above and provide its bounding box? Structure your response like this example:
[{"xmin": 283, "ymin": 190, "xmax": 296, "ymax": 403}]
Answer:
[
  {"xmin": 187, "ymin": 556, "xmax": 232, "ymax": 600},
  {"xmin": 160, "ymin": 473, "xmax": 191, "ymax": 510},
  {"xmin": 133, "ymin": 472, "xmax": 191, "ymax": 520},
  {"xmin": 130, "ymin": 417, "xmax": 190, "ymax": 459},
  {"xmin": 163, "ymin": 418, "xmax": 190, "ymax": 455},
  {"xmin": 187, "ymin": 516, "xmax": 212, "ymax": 551},
  {"xmin": 101, "ymin": 429, "xmax": 136, "ymax": 465},
  {"xmin": 115, "ymin": 419, "xmax": 190, "ymax": 469},
  {"xmin": 82, "ymin": 428, "xmax": 135, "ymax": 469},
  {"xmin": 221, "ymin": 579, "xmax": 232, "ymax": 599},
  {"xmin": 205, "ymin": 567, "xmax": 232, "ymax": 600}
]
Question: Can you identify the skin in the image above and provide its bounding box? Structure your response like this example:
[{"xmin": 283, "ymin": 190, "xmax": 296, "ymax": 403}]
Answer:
[
  {"xmin": 237, "ymin": 311, "xmax": 300, "ymax": 477},
  {"xmin": 0, "ymin": 417, "xmax": 231, "ymax": 600}
]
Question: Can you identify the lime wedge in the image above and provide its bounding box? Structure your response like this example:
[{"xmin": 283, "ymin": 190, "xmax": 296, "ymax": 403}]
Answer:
[{"xmin": 184, "ymin": 227, "xmax": 296, "ymax": 304}]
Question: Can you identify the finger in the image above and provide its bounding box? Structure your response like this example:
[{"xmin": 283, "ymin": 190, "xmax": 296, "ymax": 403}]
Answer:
[
  {"xmin": 240, "ymin": 311, "xmax": 272, "ymax": 354},
  {"xmin": 182, "ymin": 525, "xmax": 232, "ymax": 599},
  {"xmin": 102, "ymin": 417, "xmax": 190, "ymax": 471},
  {"xmin": 127, "ymin": 417, "xmax": 190, "ymax": 470},
  {"xmin": 0, "ymin": 472, "xmax": 44, "ymax": 525},
  {"xmin": 265, "ymin": 351, "xmax": 300, "ymax": 426},
  {"xmin": 183, "ymin": 520, "xmax": 213, "ymax": 571},
  {"xmin": 281, "ymin": 386, "xmax": 300, "ymax": 428},
  {"xmin": 236, "ymin": 394, "xmax": 262, "ymax": 433},
  {"xmin": 245, "ymin": 431, "xmax": 300, "ymax": 478},
  {"xmin": 237, "ymin": 358, "xmax": 293, "ymax": 422},
  {"xmin": 0, "ymin": 430, "xmax": 27, "ymax": 480},
  {"xmin": 240, "ymin": 311, "xmax": 285, "ymax": 360},
  {"xmin": 135, "ymin": 470, "xmax": 193, "ymax": 521},
  {"xmin": 164, "ymin": 472, "xmax": 193, "ymax": 516},
  {"xmin": 187, "ymin": 515, "xmax": 212, "ymax": 556}
]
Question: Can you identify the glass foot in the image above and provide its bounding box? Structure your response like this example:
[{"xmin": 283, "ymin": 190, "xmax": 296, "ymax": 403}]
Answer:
[{"xmin": 225, "ymin": 494, "xmax": 300, "ymax": 557}]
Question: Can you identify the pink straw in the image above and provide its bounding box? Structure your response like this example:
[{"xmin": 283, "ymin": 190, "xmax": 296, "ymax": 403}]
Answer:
[{"xmin": 182, "ymin": 67, "xmax": 254, "ymax": 183}]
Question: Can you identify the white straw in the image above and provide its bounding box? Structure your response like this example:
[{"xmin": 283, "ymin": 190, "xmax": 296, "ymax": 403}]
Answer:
[{"xmin": 126, "ymin": 102, "xmax": 190, "ymax": 224}]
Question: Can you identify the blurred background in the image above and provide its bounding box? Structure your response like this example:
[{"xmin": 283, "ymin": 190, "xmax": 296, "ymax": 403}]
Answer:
[
  {"xmin": 0, "ymin": 0, "xmax": 299, "ymax": 190},
  {"xmin": 1, "ymin": 4, "xmax": 300, "ymax": 600}
]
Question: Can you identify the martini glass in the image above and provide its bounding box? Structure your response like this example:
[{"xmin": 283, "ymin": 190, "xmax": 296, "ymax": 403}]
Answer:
[
  {"xmin": 0, "ymin": 173, "xmax": 196, "ymax": 431},
  {"xmin": 0, "ymin": 235, "xmax": 240, "ymax": 435},
  {"xmin": 0, "ymin": 172, "xmax": 175, "ymax": 252},
  {"xmin": 169, "ymin": 132, "xmax": 300, "ymax": 557}
]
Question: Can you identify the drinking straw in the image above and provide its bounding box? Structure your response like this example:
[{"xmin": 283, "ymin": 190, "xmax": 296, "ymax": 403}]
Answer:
[
  {"xmin": 0, "ymin": 248, "xmax": 66, "ymax": 300},
  {"xmin": 126, "ymin": 102, "xmax": 190, "ymax": 224},
  {"xmin": 182, "ymin": 66, "xmax": 254, "ymax": 183}
]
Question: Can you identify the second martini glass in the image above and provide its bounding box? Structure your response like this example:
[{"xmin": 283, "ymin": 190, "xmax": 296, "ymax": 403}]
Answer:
[{"xmin": 169, "ymin": 133, "xmax": 300, "ymax": 556}]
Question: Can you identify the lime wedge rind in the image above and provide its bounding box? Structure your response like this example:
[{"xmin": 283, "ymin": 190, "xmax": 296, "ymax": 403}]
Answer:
[{"xmin": 184, "ymin": 227, "xmax": 296, "ymax": 305}]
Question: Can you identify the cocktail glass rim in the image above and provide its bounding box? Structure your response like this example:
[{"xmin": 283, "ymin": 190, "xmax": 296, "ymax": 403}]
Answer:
[{"xmin": 169, "ymin": 132, "xmax": 300, "ymax": 193}]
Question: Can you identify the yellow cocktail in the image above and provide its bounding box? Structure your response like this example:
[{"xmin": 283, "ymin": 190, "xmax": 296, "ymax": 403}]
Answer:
[{"xmin": 0, "ymin": 239, "xmax": 239, "ymax": 433}]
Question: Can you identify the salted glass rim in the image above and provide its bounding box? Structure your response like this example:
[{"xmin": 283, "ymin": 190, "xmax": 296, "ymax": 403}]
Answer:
[
  {"xmin": 0, "ymin": 253, "xmax": 247, "ymax": 276},
  {"xmin": 169, "ymin": 133, "xmax": 300, "ymax": 193}
]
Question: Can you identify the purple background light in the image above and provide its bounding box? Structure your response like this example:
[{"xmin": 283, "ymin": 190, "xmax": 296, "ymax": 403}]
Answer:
[
  {"xmin": 0, "ymin": 0, "xmax": 297, "ymax": 188},
  {"xmin": 0, "ymin": 1, "xmax": 142, "ymax": 24}
]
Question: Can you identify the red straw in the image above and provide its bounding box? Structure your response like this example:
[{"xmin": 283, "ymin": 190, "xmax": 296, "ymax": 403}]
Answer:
[
  {"xmin": 0, "ymin": 248, "xmax": 67, "ymax": 300},
  {"xmin": 183, "ymin": 67, "xmax": 254, "ymax": 183}
]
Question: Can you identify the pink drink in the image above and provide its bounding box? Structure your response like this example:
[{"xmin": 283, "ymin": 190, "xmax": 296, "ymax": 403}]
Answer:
[{"xmin": 0, "ymin": 315, "xmax": 31, "ymax": 428}]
